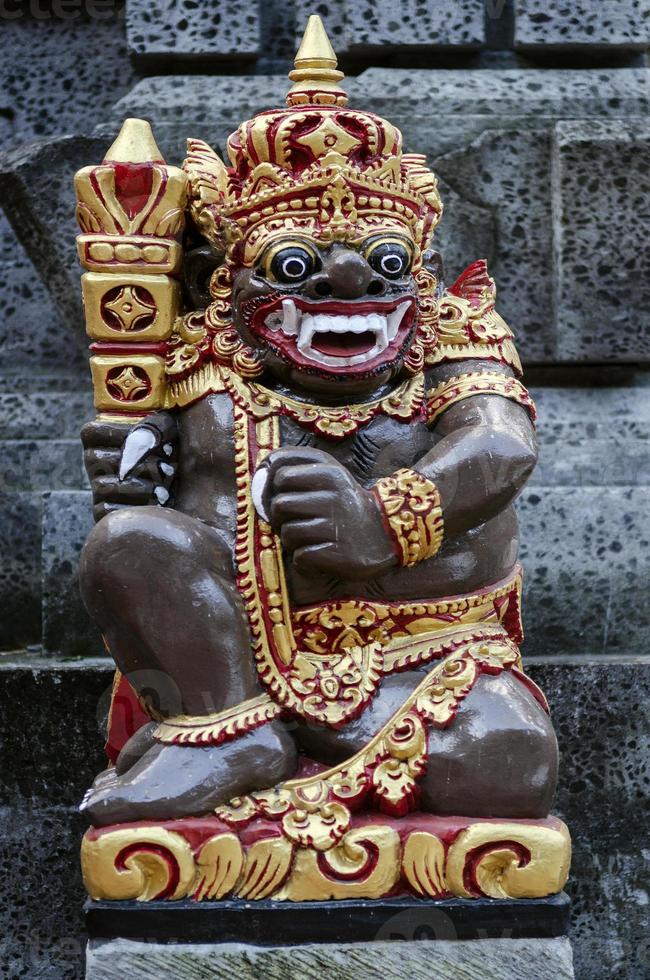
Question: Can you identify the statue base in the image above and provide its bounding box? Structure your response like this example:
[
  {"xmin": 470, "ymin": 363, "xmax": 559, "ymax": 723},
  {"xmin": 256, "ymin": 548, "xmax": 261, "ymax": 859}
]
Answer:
[{"xmin": 85, "ymin": 895, "xmax": 574, "ymax": 979}]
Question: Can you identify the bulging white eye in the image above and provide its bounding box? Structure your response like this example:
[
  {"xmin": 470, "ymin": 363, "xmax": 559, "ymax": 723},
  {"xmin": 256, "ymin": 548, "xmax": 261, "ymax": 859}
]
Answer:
[
  {"xmin": 366, "ymin": 240, "xmax": 412, "ymax": 280},
  {"xmin": 267, "ymin": 245, "xmax": 317, "ymax": 284}
]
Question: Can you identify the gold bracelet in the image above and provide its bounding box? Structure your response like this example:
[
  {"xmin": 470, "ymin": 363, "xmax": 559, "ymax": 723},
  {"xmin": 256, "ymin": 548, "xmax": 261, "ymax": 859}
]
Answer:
[{"xmin": 372, "ymin": 468, "xmax": 444, "ymax": 567}]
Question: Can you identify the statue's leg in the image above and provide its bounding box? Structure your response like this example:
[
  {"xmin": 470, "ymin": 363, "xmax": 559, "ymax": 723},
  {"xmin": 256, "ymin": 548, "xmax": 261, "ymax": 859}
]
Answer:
[
  {"xmin": 294, "ymin": 669, "xmax": 558, "ymax": 819},
  {"xmin": 79, "ymin": 506, "xmax": 297, "ymax": 826}
]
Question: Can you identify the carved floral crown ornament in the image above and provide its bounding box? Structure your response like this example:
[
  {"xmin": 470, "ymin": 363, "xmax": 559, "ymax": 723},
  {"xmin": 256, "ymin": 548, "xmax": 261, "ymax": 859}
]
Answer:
[{"xmin": 184, "ymin": 15, "xmax": 443, "ymax": 267}]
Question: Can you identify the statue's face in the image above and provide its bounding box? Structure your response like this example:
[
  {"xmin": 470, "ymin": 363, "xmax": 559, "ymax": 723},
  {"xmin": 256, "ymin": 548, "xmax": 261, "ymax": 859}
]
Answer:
[{"xmin": 232, "ymin": 235, "xmax": 418, "ymax": 395}]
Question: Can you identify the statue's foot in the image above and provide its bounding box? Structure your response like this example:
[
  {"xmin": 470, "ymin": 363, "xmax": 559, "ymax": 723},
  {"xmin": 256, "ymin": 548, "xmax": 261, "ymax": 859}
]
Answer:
[{"xmin": 80, "ymin": 720, "xmax": 298, "ymax": 826}]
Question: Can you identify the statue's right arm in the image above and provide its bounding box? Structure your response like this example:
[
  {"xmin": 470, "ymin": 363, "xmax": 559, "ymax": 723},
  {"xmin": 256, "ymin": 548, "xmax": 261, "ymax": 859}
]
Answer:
[{"xmin": 81, "ymin": 410, "xmax": 179, "ymax": 523}]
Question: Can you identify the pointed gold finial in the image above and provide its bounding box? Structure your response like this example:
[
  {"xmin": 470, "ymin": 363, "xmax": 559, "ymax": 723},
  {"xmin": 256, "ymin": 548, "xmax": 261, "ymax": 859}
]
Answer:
[
  {"xmin": 104, "ymin": 118, "xmax": 165, "ymax": 164},
  {"xmin": 287, "ymin": 15, "xmax": 347, "ymax": 107}
]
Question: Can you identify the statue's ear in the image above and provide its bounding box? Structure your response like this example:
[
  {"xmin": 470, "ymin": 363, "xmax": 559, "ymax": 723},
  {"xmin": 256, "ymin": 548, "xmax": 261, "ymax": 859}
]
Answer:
[{"xmin": 183, "ymin": 245, "xmax": 224, "ymax": 309}]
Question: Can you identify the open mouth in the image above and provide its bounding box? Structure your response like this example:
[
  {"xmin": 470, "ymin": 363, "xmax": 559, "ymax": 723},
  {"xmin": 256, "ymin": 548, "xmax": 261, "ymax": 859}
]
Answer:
[{"xmin": 244, "ymin": 294, "xmax": 417, "ymax": 374}]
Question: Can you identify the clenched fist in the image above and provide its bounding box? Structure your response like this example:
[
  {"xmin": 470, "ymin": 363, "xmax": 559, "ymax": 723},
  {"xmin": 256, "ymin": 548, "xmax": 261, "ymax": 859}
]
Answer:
[
  {"xmin": 81, "ymin": 411, "xmax": 178, "ymax": 523},
  {"xmin": 255, "ymin": 446, "xmax": 397, "ymax": 579}
]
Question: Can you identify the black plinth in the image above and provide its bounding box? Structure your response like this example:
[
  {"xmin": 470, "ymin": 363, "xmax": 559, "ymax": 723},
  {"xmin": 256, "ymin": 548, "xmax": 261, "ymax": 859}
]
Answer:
[{"xmin": 86, "ymin": 893, "xmax": 570, "ymax": 945}]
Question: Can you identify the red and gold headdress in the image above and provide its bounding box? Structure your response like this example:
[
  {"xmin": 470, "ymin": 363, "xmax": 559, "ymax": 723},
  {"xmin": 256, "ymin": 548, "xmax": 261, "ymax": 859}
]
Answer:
[{"xmin": 184, "ymin": 15, "xmax": 442, "ymax": 268}]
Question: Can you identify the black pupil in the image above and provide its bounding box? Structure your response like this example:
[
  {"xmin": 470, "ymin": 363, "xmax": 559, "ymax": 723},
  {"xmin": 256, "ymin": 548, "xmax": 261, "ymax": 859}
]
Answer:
[
  {"xmin": 370, "ymin": 243, "xmax": 409, "ymax": 279},
  {"xmin": 271, "ymin": 248, "xmax": 313, "ymax": 283}
]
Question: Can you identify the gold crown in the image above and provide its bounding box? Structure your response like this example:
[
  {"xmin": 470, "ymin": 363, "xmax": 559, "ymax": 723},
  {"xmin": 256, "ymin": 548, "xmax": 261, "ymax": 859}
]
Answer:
[{"xmin": 184, "ymin": 15, "xmax": 443, "ymax": 265}]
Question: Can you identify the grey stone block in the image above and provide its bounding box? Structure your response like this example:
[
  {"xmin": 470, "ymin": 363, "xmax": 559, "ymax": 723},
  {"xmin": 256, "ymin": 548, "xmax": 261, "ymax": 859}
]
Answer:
[
  {"xmin": 0, "ymin": 213, "xmax": 86, "ymax": 380},
  {"xmin": 347, "ymin": 67, "xmax": 650, "ymax": 117},
  {"xmin": 0, "ymin": 656, "xmax": 111, "ymax": 803},
  {"xmin": 0, "ymin": 803, "xmax": 87, "ymax": 980},
  {"xmin": 41, "ymin": 491, "xmax": 103, "ymax": 658},
  {"xmin": 517, "ymin": 486, "xmax": 650, "ymax": 657},
  {"xmin": 530, "ymin": 385, "xmax": 650, "ymax": 486},
  {"xmin": 0, "ymin": 16, "xmax": 136, "ymax": 152},
  {"xmin": 528, "ymin": 658, "xmax": 650, "ymax": 980},
  {"xmin": 127, "ymin": 0, "xmax": 260, "ymax": 62},
  {"xmin": 85, "ymin": 936, "xmax": 575, "ymax": 979},
  {"xmin": 515, "ymin": 1, "xmax": 650, "ymax": 51},
  {"xmin": 0, "ymin": 492, "xmax": 42, "ymax": 650},
  {"xmin": 0, "ymin": 133, "xmax": 108, "ymax": 337},
  {"xmin": 435, "ymin": 127, "xmax": 554, "ymax": 361},
  {"xmin": 294, "ymin": 0, "xmax": 485, "ymax": 52},
  {"xmin": 0, "ymin": 441, "xmax": 84, "ymax": 493},
  {"xmin": 554, "ymin": 119, "xmax": 650, "ymax": 362},
  {"xmin": 0, "ymin": 386, "xmax": 93, "ymax": 440}
]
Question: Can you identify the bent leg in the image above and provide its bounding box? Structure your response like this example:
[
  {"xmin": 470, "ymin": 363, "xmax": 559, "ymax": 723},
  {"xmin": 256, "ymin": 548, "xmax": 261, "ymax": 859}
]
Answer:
[
  {"xmin": 295, "ymin": 669, "xmax": 558, "ymax": 819},
  {"xmin": 79, "ymin": 506, "xmax": 297, "ymax": 824}
]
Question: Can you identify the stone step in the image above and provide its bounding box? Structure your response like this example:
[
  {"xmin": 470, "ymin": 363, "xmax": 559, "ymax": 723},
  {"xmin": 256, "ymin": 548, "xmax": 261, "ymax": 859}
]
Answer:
[{"xmin": 0, "ymin": 654, "xmax": 647, "ymax": 980}]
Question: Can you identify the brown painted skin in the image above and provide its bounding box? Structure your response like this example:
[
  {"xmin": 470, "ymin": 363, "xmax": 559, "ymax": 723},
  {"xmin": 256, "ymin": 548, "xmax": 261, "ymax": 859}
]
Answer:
[{"xmin": 79, "ymin": 242, "xmax": 557, "ymax": 826}]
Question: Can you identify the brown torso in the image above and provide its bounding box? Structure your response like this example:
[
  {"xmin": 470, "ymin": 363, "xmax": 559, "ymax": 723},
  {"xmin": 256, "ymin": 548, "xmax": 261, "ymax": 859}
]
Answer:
[{"xmin": 175, "ymin": 391, "xmax": 519, "ymax": 604}]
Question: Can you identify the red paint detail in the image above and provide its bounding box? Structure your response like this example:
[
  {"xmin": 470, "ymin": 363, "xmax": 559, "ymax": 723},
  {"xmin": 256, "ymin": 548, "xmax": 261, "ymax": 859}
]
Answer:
[
  {"xmin": 105, "ymin": 673, "xmax": 151, "ymax": 763},
  {"xmin": 464, "ymin": 839, "xmax": 530, "ymax": 897},
  {"xmin": 449, "ymin": 260, "xmax": 494, "ymax": 307},
  {"xmin": 111, "ymin": 163, "xmax": 156, "ymax": 220},
  {"xmin": 115, "ymin": 843, "xmax": 180, "ymax": 899},
  {"xmin": 317, "ymin": 839, "xmax": 380, "ymax": 882},
  {"xmin": 245, "ymin": 294, "xmax": 417, "ymax": 381}
]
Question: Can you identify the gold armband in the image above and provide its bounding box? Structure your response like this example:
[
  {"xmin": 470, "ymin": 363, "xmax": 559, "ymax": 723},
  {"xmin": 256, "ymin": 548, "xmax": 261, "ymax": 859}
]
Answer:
[
  {"xmin": 372, "ymin": 468, "xmax": 444, "ymax": 567},
  {"xmin": 426, "ymin": 372, "xmax": 537, "ymax": 427}
]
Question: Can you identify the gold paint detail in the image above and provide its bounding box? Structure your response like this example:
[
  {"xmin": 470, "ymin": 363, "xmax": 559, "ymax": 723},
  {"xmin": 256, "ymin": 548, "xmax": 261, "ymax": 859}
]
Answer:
[
  {"xmin": 446, "ymin": 822, "xmax": 572, "ymax": 899},
  {"xmin": 104, "ymin": 118, "xmax": 164, "ymax": 164},
  {"xmin": 81, "ymin": 814, "xmax": 571, "ymax": 903},
  {"xmin": 90, "ymin": 354, "xmax": 167, "ymax": 413},
  {"xmin": 372, "ymin": 468, "xmax": 444, "ymax": 567},
  {"xmin": 402, "ymin": 831, "xmax": 447, "ymax": 897},
  {"xmin": 81, "ymin": 827, "xmax": 196, "ymax": 901},
  {"xmin": 77, "ymin": 235, "xmax": 182, "ymax": 275},
  {"xmin": 431, "ymin": 277, "xmax": 522, "ymax": 375},
  {"xmin": 168, "ymin": 361, "xmax": 425, "ymax": 438},
  {"xmin": 236, "ymin": 836, "xmax": 294, "ymax": 900},
  {"xmin": 216, "ymin": 636, "xmax": 521, "ymax": 841},
  {"xmin": 81, "ymin": 273, "xmax": 180, "ymax": 341},
  {"xmin": 279, "ymin": 825, "xmax": 401, "ymax": 901},
  {"xmin": 194, "ymin": 834, "xmax": 244, "ymax": 900},
  {"xmin": 287, "ymin": 15, "xmax": 347, "ymax": 108},
  {"xmin": 427, "ymin": 372, "xmax": 537, "ymax": 426},
  {"xmin": 154, "ymin": 693, "xmax": 281, "ymax": 746}
]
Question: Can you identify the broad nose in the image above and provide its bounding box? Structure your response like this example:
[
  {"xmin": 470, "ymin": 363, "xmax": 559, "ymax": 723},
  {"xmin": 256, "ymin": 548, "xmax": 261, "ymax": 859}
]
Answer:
[{"xmin": 304, "ymin": 249, "xmax": 387, "ymax": 299}]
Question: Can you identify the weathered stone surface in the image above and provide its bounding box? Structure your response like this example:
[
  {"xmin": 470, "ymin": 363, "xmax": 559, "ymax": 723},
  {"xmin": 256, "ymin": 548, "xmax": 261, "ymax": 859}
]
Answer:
[
  {"xmin": 435, "ymin": 127, "xmax": 554, "ymax": 361},
  {"xmin": 0, "ymin": 803, "xmax": 87, "ymax": 980},
  {"xmin": 0, "ymin": 134, "xmax": 108, "ymax": 336},
  {"xmin": 515, "ymin": 1, "xmax": 650, "ymax": 50},
  {"xmin": 0, "ymin": 17, "xmax": 136, "ymax": 151},
  {"xmin": 127, "ymin": 0, "xmax": 260, "ymax": 62},
  {"xmin": 0, "ymin": 214, "xmax": 86, "ymax": 381},
  {"xmin": 554, "ymin": 119, "xmax": 650, "ymax": 362},
  {"xmin": 0, "ymin": 492, "xmax": 42, "ymax": 650},
  {"xmin": 517, "ymin": 486, "xmax": 650, "ymax": 657},
  {"xmin": 42, "ymin": 491, "xmax": 102, "ymax": 658},
  {"xmin": 85, "ymin": 936, "xmax": 575, "ymax": 979},
  {"xmin": 0, "ymin": 386, "xmax": 93, "ymax": 441},
  {"xmin": 530, "ymin": 384, "xmax": 650, "ymax": 486},
  {"xmin": 294, "ymin": 0, "xmax": 485, "ymax": 52},
  {"xmin": 0, "ymin": 655, "xmax": 111, "ymax": 803},
  {"xmin": 348, "ymin": 67, "xmax": 650, "ymax": 117},
  {"xmin": 527, "ymin": 657, "xmax": 650, "ymax": 980}
]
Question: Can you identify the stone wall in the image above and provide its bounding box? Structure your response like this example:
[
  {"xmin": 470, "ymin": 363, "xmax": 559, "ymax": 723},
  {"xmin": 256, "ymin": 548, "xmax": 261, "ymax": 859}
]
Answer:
[{"xmin": 0, "ymin": 3, "xmax": 649, "ymax": 979}]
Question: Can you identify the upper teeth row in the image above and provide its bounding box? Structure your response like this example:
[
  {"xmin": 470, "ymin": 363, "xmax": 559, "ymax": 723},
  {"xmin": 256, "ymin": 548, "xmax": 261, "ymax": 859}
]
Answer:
[{"xmin": 263, "ymin": 299, "xmax": 410, "ymax": 366}]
